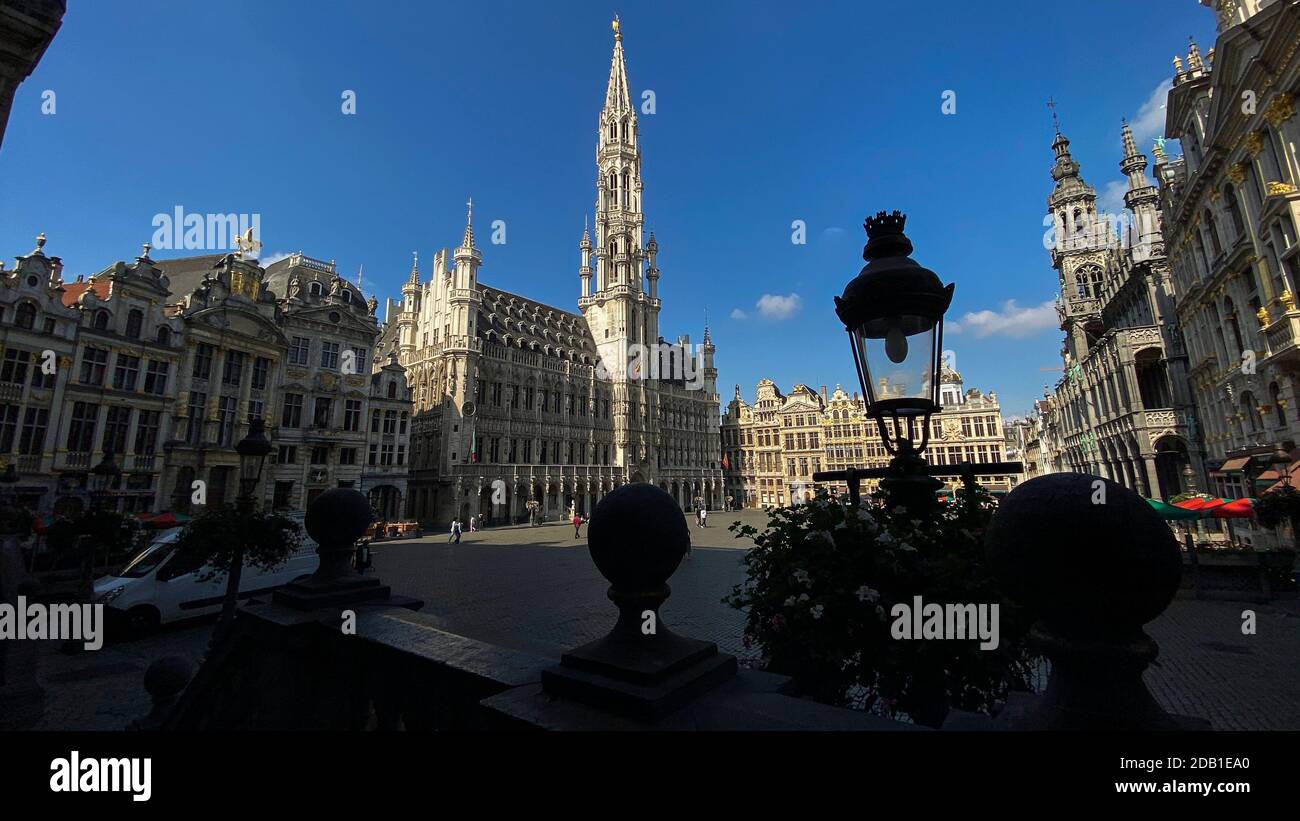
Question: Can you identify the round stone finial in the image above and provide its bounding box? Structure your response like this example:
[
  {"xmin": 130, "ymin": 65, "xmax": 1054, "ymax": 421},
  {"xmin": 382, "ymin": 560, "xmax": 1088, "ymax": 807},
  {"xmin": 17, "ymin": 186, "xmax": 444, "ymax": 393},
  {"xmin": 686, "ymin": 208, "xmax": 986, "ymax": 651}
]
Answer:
[
  {"xmin": 986, "ymin": 473, "xmax": 1181, "ymax": 638},
  {"xmin": 304, "ymin": 487, "xmax": 374, "ymax": 548},
  {"xmin": 143, "ymin": 656, "xmax": 193, "ymax": 700},
  {"xmin": 588, "ymin": 484, "xmax": 689, "ymax": 591}
]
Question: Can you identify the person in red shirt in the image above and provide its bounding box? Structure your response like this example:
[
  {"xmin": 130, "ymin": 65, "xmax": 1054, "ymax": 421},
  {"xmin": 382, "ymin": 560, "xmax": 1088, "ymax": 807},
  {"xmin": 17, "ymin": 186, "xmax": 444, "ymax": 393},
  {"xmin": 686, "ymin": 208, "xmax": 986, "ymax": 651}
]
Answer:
[{"xmin": 573, "ymin": 513, "xmax": 583, "ymax": 539}]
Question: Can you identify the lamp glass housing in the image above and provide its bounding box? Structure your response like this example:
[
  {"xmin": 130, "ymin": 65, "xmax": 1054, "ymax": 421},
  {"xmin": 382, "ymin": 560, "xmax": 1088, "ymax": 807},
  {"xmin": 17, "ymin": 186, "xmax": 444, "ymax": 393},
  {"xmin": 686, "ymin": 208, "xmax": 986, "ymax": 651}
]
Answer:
[{"xmin": 849, "ymin": 314, "xmax": 943, "ymax": 456}]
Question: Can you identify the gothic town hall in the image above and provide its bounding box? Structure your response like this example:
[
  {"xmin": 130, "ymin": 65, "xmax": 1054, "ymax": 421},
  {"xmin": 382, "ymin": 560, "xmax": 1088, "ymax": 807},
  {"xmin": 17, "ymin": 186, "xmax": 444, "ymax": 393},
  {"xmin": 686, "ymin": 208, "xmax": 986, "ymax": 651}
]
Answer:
[{"xmin": 378, "ymin": 20, "xmax": 723, "ymax": 524}]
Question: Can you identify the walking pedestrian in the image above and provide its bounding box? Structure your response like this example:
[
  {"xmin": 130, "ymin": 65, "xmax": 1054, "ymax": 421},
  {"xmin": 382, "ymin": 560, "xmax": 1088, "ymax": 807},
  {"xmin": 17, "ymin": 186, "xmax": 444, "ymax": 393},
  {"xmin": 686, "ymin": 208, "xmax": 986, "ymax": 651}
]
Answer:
[
  {"xmin": 700, "ymin": 507, "xmax": 708, "ymax": 528},
  {"xmin": 448, "ymin": 517, "xmax": 461, "ymax": 544},
  {"xmin": 469, "ymin": 515, "xmax": 477, "ymax": 533},
  {"xmin": 573, "ymin": 512, "xmax": 583, "ymax": 539}
]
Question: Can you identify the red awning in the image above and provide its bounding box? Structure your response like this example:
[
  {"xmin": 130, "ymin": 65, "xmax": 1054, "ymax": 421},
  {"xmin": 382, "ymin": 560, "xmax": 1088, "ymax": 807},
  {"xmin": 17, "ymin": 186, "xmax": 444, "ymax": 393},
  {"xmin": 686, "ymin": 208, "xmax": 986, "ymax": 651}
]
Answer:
[
  {"xmin": 1210, "ymin": 498, "xmax": 1255, "ymax": 519},
  {"xmin": 1175, "ymin": 497, "xmax": 1226, "ymax": 511}
]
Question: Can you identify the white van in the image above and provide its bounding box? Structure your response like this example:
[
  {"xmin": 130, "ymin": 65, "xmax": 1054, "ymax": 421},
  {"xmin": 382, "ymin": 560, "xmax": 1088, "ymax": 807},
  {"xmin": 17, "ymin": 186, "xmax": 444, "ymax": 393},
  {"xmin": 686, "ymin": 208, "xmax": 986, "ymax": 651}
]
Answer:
[{"xmin": 92, "ymin": 526, "xmax": 320, "ymax": 632}]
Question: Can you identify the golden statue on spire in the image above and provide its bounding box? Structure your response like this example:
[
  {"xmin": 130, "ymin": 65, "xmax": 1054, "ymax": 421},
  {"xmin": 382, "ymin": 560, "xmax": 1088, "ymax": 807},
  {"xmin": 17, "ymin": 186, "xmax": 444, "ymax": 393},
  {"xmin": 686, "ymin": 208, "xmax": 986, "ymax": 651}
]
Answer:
[{"xmin": 612, "ymin": 15, "xmax": 622, "ymax": 41}]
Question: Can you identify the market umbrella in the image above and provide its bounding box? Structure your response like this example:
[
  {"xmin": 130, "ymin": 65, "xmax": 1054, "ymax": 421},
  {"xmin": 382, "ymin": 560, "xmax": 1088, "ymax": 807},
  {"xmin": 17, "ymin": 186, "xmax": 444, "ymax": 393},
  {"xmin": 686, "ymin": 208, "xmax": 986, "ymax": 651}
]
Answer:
[
  {"xmin": 1148, "ymin": 499, "xmax": 1204, "ymax": 520},
  {"xmin": 1210, "ymin": 497, "xmax": 1255, "ymax": 519},
  {"xmin": 148, "ymin": 512, "xmax": 191, "ymax": 529},
  {"xmin": 1174, "ymin": 497, "xmax": 1226, "ymax": 511}
]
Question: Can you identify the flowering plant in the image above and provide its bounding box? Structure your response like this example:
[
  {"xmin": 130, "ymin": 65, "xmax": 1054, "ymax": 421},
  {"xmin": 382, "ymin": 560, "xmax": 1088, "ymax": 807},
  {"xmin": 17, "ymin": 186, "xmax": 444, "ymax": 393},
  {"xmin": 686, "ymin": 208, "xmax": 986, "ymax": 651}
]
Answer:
[{"xmin": 724, "ymin": 486, "xmax": 1034, "ymax": 726}]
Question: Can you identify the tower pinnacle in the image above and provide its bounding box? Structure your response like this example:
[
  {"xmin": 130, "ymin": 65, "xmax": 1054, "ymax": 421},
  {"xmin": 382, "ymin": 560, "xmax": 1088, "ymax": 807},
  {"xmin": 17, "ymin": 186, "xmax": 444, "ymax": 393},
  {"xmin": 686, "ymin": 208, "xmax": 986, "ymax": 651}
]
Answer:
[{"xmin": 461, "ymin": 197, "xmax": 475, "ymax": 249}]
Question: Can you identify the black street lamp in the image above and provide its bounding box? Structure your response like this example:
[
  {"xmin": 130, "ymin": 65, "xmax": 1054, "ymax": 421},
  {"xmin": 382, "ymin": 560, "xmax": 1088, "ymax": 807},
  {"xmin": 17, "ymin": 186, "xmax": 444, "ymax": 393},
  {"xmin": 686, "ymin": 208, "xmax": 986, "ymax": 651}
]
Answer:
[
  {"xmin": 816, "ymin": 211, "xmax": 1022, "ymax": 515},
  {"xmin": 235, "ymin": 417, "xmax": 272, "ymax": 514},
  {"xmin": 89, "ymin": 450, "xmax": 121, "ymax": 512}
]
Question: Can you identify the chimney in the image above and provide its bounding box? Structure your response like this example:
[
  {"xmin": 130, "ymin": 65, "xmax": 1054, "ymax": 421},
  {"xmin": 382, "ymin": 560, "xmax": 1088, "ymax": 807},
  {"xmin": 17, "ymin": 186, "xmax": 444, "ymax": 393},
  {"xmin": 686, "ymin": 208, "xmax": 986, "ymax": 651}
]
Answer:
[{"xmin": 820, "ymin": 385, "xmax": 827, "ymax": 400}]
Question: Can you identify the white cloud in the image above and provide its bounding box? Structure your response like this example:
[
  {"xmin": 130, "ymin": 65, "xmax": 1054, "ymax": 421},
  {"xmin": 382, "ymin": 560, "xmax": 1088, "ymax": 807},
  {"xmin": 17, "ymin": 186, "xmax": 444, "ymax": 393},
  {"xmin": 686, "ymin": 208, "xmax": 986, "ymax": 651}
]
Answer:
[
  {"xmin": 950, "ymin": 299, "xmax": 1057, "ymax": 339},
  {"xmin": 1099, "ymin": 180, "xmax": 1128, "ymax": 217},
  {"xmin": 1130, "ymin": 79, "xmax": 1173, "ymax": 147},
  {"xmin": 257, "ymin": 250, "xmax": 292, "ymax": 267},
  {"xmin": 730, "ymin": 308, "xmax": 748, "ymax": 320},
  {"xmin": 756, "ymin": 293, "xmax": 802, "ymax": 320}
]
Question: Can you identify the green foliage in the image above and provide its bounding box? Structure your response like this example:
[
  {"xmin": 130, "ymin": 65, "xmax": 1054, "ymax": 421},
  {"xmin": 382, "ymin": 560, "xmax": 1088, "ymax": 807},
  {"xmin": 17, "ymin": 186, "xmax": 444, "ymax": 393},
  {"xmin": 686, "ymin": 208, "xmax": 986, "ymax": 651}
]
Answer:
[
  {"xmin": 1253, "ymin": 485, "xmax": 1300, "ymax": 553},
  {"xmin": 724, "ymin": 486, "xmax": 1035, "ymax": 726},
  {"xmin": 171, "ymin": 507, "xmax": 303, "ymax": 582},
  {"xmin": 42, "ymin": 509, "xmax": 136, "ymax": 567},
  {"xmin": 1170, "ymin": 491, "xmax": 1213, "ymax": 505}
]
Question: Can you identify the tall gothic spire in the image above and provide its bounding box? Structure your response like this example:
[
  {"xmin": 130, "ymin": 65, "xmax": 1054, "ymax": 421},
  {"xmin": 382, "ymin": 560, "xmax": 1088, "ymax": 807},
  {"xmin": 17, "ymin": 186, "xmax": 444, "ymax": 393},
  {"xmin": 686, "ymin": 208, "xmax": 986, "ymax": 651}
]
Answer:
[
  {"xmin": 461, "ymin": 197, "xmax": 476, "ymax": 249},
  {"xmin": 604, "ymin": 16, "xmax": 632, "ymax": 115}
]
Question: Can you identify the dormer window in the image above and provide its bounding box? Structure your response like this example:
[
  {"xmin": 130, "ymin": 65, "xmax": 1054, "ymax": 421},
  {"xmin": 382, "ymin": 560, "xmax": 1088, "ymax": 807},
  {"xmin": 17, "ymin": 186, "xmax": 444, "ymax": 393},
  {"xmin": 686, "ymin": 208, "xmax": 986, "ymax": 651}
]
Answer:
[
  {"xmin": 126, "ymin": 309, "xmax": 144, "ymax": 340},
  {"xmin": 157, "ymin": 327, "xmax": 171, "ymax": 345},
  {"xmin": 93, "ymin": 310, "xmax": 110, "ymax": 331},
  {"xmin": 309, "ymin": 281, "xmax": 323, "ymax": 296},
  {"xmin": 15, "ymin": 302, "xmax": 36, "ymax": 330}
]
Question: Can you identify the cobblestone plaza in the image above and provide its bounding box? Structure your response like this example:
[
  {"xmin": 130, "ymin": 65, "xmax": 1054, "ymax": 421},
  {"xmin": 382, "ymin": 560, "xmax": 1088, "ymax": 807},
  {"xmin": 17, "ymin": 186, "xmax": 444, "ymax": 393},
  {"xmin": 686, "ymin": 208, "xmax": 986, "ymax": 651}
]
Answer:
[{"xmin": 26, "ymin": 511, "xmax": 1300, "ymax": 731}]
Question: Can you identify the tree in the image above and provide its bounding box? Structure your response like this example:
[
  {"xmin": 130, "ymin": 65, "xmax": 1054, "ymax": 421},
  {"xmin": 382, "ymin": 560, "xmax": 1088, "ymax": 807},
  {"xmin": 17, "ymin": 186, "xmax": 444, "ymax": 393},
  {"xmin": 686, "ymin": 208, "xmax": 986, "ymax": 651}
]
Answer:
[{"xmin": 170, "ymin": 507, "xmax": 303, "ymax": 639}]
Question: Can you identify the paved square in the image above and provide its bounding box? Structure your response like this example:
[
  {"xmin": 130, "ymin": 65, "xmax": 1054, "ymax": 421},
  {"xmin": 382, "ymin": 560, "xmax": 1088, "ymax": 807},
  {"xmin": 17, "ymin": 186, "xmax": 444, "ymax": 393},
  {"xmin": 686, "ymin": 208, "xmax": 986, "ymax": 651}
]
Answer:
[{"xmin": 19, "ymin": 509, "xmax": 1300, "ymax": 730}]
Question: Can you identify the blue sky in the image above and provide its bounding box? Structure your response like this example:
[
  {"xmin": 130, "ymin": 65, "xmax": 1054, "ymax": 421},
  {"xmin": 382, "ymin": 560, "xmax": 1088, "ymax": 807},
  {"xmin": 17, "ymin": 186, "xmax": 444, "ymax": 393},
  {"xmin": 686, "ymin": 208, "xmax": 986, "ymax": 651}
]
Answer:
[{"xmin": 0, "ymin": 0, "xmax": 1216, "ymax": 417}]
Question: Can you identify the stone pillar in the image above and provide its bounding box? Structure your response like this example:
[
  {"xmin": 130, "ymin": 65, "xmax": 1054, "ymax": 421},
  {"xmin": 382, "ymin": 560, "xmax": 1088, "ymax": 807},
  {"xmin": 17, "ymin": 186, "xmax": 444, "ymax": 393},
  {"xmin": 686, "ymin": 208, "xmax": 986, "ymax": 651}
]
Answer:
[{"xmin": 1142, "ymin": 455, "xmax": 1161, "ymax": 500}]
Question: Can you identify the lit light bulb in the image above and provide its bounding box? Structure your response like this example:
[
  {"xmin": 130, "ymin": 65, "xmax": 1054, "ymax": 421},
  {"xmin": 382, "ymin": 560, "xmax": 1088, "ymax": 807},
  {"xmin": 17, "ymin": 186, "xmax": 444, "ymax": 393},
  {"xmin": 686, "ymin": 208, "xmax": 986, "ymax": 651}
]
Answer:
[{"xmin": 885, "ymin": 325, "xmax": 908, "ymax": 364}]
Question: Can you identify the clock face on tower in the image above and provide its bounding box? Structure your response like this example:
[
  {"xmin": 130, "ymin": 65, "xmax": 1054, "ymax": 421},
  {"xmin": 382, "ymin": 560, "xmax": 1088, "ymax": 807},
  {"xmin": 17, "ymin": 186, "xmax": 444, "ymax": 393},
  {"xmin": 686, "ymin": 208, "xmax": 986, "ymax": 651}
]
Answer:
[{"xmin": 463, "ymin": 401, "xmax": 477, "ymax": 418}]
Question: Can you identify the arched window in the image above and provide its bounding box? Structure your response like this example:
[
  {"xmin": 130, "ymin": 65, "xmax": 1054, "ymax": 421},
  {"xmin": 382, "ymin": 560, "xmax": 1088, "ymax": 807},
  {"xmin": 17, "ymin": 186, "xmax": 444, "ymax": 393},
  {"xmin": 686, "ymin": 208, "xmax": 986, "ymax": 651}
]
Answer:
[
  {"xmin": 621, "ymin": 171, "xmax": 629, "ymax": 207},
  {"xmin": 1224, "ymin": 185, "xmax": 1245, "ymax": 237},
  {"xmin": 609, "ymin": 121, "xmax": 616, "ymax": 140},
  {"xmin": 341, "ymin": 290, "xmax": 351, "ymax": 303},
  {"xmin": 1225, "ymin": 297, "xmax": 1245, "ymax": 357},
  {"xmin": 621, "ymin": 119, "xmax": 628, "ymax": 140},
  {"xmin": 93, "ymin": 310, "xmax": 110, "ymax": 331},
  {"xmin": 1243, "ymin": 392, "xmax": 1264, "ymax": 434},
  {"xmin": 1271, "ymin": 382, "xmax": 1287, "ymax": 426},
  {"xmin": 126, "ymin": 309, "xmax": 144, "ymax": 339},
  {"xmin": 1203, "ymin": 210, "xmax": 1223, "ymax": 256},
  {"xmin": 387, "ymin": 381, "xmax": 397, "ymax": 399},
  {"xmin": 157, "ymin": 326, "xmax": 171, "ymax": 345},
  {"xmin": 309, "ymin": 281, "xmax": 322, "ymax": 296},
  {"xmin": 15, "ymin": 302, "xmax": 36, "ymax": 330}
]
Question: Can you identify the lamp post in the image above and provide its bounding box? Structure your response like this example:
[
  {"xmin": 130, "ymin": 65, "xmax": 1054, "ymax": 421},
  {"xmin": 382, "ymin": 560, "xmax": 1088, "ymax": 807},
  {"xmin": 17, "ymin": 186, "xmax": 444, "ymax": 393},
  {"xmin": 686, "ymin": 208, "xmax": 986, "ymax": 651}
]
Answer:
[
  {"xmin": 86, "ymin": 450, "xmax": 121, "ymax": 578},
  {"xmin": 212, "ymin": 418, "xmax": 272, "ymax": 646},
  {"xmin": 89, "ymin": 449, "xmax": 121, "ymax": 513},
  {"xmin": 235, "ymin": 417, "xmax": 271, "ymax": 515},
  {"xmin": 815, "ymin": 211, "xmax": 1021, "ymax": 515}
]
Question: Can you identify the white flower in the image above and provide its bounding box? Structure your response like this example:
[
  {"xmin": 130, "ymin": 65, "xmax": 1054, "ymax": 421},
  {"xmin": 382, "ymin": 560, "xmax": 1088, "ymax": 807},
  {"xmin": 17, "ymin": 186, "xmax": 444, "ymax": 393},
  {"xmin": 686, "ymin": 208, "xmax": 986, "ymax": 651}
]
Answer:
[
  {"xmin": 810, "ymin": 604, "xmax": 825, "ymax": 620},
  {"xmin": 798, "ymin": 593, "xmax": 810, "ymax": 602},
  {"xmin": 898, "ymin": 541, "xmax": 915, "ymax": 552},
  {"xmin": 855, "ymin": 585, "xmax": 880, "ymax": 603},
  {"xmin": 793, "ymin": 569, "xmax": 812, "ymax": 586},
  {"xmin": 877, "ymin": 531, "xmax": 896, "ymax": 546},
  {"xmin": 784, "ymin": 596, "xmax": 798, "ymax": 607},
  {"xmin": 806, "ymin": 530, "xmax": 835, "ymax": 546}
]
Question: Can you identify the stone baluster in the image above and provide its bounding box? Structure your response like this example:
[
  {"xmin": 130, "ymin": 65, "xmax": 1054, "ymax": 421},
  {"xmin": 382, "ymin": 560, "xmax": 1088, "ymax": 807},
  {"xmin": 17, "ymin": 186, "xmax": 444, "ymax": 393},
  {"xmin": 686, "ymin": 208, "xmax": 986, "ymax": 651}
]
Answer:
[{"xmin": 984, "ymin": 473, "xmax": 1207, "ymax": 729}]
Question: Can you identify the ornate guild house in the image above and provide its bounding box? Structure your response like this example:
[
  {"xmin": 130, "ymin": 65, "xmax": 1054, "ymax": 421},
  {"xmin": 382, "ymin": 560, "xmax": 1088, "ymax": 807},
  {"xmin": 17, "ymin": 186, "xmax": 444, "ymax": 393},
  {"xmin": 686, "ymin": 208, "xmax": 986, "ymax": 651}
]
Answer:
[{"xmin": 381, "ymin": 20, "xmax": 722, "ymax": 525}]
